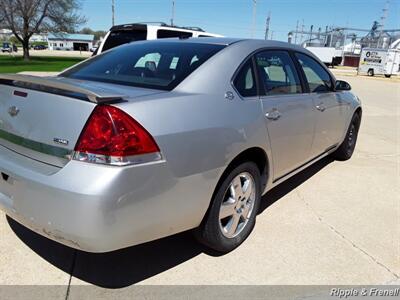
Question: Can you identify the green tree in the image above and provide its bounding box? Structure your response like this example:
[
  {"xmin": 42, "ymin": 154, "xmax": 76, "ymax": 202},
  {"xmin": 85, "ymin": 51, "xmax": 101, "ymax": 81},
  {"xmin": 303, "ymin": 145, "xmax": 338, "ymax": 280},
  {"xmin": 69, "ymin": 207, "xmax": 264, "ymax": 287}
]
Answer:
[
  {"xmin": 94, "ymin": 30, "xmax": 107, "ymax": 41},
  {"xmin": 79, "ymin": 28, "xmax": 106, "ymax": 42},
  {"xmin": 0, "ymin": 0, "xmax": 86, "ymax": 60},
  {"xmin": 79, "ymin": 27, "xmax": 94, "ymax": 35}
]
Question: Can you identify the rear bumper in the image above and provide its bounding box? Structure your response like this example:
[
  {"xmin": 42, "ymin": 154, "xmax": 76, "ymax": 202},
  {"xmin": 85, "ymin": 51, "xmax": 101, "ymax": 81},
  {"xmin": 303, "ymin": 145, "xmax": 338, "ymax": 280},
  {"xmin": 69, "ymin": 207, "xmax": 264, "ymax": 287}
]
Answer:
[{"xmin": 0, "ymin": 145, "xmax": 219, "ymax": 252}]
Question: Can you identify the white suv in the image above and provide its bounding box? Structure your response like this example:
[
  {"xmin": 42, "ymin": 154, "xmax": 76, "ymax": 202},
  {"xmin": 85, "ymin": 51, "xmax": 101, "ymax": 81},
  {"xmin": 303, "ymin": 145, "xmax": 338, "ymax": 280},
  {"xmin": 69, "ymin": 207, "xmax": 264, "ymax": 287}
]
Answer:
[{"xmin": 95, "ymin": 22, "xmax": 222, "ymax": 55}]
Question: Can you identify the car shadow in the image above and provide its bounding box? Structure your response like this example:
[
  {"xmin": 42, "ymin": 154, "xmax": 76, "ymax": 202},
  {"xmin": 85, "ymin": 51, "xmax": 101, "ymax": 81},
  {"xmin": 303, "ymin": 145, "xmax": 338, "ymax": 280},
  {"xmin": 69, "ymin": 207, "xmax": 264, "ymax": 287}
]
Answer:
[
  {"xmin": 7, "ymin": 156, "xmax": 333, "ymax": 288},
  {"xmin": 258, "ymin": 156, "xmax": 334, "ymax": 214}
]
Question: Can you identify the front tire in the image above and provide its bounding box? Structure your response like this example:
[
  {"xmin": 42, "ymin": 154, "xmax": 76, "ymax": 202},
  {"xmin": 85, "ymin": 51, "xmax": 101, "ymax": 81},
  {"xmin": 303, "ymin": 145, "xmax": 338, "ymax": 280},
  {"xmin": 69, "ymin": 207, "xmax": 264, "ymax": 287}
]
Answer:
[
  {"xmin": 332, "ymin": 113, "xmax": 361, "ymax": 161},
  {"xmin": 196, "ymin": 162, "xmax": 261, "ymax": 253}
]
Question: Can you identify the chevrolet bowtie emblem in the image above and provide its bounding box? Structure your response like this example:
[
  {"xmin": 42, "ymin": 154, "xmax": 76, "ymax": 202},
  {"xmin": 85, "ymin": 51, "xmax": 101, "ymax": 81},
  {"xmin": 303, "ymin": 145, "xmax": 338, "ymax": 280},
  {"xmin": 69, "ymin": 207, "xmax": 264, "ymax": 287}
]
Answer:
[{"xmin": 8, "ymin": 106, "xmax": 20, "ymax": 117}]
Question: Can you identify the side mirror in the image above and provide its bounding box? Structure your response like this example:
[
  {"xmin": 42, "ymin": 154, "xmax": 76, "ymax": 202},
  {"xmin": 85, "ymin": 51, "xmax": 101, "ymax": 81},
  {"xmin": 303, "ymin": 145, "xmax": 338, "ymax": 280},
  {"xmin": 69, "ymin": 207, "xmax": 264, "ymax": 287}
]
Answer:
[{"xmin": 335, "ymin": 80, "xmax": 351, "ymax": 91}]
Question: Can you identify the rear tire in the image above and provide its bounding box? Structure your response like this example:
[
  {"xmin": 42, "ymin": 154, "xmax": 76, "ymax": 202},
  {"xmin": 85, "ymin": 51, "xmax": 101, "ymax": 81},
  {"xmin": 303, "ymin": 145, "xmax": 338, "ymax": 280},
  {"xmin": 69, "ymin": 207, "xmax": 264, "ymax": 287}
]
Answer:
[
  {"xmin": 195, "ymin": 162, "xmax": 261, "ymax": 253},
  {"xmin": 367, "ymin": 69, "xmax": 374, "ymax": 76},
  {"xmin": 384, "ymin": 74, "xmax": 391, "ymax": 78},
  {"xmin": 332, "ymin": 113, "xmax": 361, "ymax": 161}
]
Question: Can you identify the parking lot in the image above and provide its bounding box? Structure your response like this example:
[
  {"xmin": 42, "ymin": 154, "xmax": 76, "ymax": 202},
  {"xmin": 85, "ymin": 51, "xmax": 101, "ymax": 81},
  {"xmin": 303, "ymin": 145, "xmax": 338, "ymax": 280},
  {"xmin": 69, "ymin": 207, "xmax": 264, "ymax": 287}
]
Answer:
[{"xmin": 0, "ymin": 74, "xmax": 399, "ymax": 292}]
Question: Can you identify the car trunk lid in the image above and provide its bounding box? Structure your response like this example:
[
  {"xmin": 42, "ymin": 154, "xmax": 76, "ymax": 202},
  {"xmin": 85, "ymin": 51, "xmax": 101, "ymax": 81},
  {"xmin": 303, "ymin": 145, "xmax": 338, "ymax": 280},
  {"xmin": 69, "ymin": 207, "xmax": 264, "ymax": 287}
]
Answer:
[{"xmin": 0, "ymin": 74, "xmax": 164, "ymax": 167}]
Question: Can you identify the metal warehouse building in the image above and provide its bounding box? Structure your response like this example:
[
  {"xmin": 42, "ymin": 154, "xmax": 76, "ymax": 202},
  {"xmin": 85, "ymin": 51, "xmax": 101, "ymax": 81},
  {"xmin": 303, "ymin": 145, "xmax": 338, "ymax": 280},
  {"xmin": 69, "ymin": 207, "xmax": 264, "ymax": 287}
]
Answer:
[{"xmin": 47, "ymin": 33, "xmax": 94, "ymax": 51}]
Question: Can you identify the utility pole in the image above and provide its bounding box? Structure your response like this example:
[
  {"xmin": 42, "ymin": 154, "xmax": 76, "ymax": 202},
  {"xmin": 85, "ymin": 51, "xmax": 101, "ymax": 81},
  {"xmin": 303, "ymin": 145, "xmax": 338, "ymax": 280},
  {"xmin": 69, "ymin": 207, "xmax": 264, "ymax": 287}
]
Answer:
[
  {"xmin": 300, "ymin": 19, "xmax": 304, "ymax": 44},
  {"xmin": 270, "ymin": 31, "xmax": 274, "ymax": 40},
  {"xmin": 324, "ymin": 25, "xmax": 328, "ymax": 46},
  {"xmin": 378, "ymin": 0, "xmax": 389, "ymax": 48},
  {"xmin": 294, "ymin": 20, "xmax": 299, "ymax": 44},
  {"xmin": 342, "ymin": 29, "xmax": 347, "ymax": 66},
  {"xmin": 251, "ymin": 0, "xmax": 257, "ymax": 38},
  {"xmin": 264, "ymin": 11, "xmax": 271, "ymax": 40},
  {"xmin": 112, "ymin": 0, "xmax": 115, "ymax": 26},
  {"xmin": 309, "ymin": 25, "xmax": 313, "ymax": 43},
  {"xmin": 171, "ymin": 0, "xmax": 175, "ymax": 26}
]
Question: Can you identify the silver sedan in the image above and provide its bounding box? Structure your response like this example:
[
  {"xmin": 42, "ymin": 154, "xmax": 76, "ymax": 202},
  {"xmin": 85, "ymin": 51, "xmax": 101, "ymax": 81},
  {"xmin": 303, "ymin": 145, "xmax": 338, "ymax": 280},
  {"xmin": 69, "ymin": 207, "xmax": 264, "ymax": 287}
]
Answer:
[{"xmin": 0, "ymin": 38, "xmax": 361, "ymax": 253}]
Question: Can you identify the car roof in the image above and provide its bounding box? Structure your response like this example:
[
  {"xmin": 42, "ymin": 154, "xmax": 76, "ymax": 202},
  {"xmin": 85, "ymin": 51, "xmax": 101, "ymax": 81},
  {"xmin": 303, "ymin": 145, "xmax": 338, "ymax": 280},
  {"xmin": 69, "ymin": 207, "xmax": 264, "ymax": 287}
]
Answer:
[
  {"xmin": 158, "ymin": 37, "xmax": 245, "ymax": 45},
  {"xmin": 195, "ymin": 38, "xmax": 314, "ymax": 55},
  {"xmin": 126, "ymin": 37, "xmax": 307, "ymax": 50}
]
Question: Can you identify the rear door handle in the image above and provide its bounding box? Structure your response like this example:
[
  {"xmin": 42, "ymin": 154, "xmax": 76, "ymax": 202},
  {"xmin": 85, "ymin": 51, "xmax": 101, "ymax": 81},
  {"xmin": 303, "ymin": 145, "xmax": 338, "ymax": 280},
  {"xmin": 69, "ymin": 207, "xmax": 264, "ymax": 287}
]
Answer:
[
  {"xmin": 316, "ymin": 103, "xmax": 326, "ymax": 112},
  {"xmin": 265, "ymin": 109, "xmax": 281, "ymax": 120}
]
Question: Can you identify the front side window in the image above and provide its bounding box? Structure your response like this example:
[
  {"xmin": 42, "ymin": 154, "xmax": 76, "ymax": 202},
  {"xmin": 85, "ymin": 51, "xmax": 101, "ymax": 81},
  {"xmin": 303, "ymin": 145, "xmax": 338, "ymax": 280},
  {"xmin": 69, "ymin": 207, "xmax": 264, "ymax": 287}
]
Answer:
[
  {"xmin": 61, "ymin": 42, "xmax": 225, "ymax": 90},
  {"xmin": 255, "ymin": 50, "xmax": 301, "ymax": 96},
  {"xmin": 233, "ymin": 59, "xmax": 257, "ymax": 97},
  {"xmin": 295, "ymin": 53, "xmax": 333, "ymax": 93}
]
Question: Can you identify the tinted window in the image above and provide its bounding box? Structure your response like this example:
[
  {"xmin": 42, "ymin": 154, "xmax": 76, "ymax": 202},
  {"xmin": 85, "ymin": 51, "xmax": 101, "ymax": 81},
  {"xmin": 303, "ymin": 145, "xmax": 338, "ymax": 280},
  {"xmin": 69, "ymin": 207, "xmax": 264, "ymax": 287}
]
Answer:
[
  {"xmin": 157, "ymin": 30, "xmax": 193, "ymax": 39},
  {"xmin": 256, "ymin": 51, "xmax": 301, "ymax": 95},
  {"xmin": 102, "ymin": 29, "xmax": 147, "ymax": 51},
  {"xmin": 62, "ymin": 42, "xmax": 225, "ymax": 91},
  {"xmin": 233, "ymin": 59, "xmax": 257, "ymax": 97},
  {"xmin": 295, "ymin": 53, "xmax": 332, "ymax": 92}
]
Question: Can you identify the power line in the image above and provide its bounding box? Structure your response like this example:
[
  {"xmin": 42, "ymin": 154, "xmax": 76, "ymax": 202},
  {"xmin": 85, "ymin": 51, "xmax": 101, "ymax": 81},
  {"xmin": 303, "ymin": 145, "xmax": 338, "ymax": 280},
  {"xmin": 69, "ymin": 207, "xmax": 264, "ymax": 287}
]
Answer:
[{"xmin": 177, "ymin": 15, "xmax": 292, "ymax": 32}]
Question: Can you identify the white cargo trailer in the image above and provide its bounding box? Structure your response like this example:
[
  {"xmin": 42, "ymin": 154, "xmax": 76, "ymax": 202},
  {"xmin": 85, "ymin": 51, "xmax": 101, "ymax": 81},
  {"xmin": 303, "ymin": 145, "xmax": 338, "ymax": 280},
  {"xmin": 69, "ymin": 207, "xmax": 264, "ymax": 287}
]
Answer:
[
  {"xmin": 304, "ymin": 46, "xmax": 342, "ymax": 66},
  {"xmin": 358, "ymin": 48, "xmax": 400, "ymax": 78}
]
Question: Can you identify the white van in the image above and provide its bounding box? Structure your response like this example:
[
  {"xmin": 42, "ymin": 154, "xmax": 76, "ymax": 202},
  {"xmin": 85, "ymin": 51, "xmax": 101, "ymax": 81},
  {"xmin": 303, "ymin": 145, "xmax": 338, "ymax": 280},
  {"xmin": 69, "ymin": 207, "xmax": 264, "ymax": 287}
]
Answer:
[
  {"xmin": 95, "ymin": 22, "xmax": 223, "ymax": 55},
  {"xmin": 358, "ymin": 48, "xmax": 400, "ymax": 78}
]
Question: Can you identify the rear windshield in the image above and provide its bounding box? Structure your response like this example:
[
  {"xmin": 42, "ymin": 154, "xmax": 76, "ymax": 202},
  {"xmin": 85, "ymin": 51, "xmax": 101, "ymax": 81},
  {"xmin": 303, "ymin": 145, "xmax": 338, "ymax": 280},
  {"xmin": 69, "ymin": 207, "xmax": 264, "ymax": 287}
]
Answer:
[
  {"xmin": 102, "ymin": 29, "xmax": 147, "ymax": 51},
  {"xmin": 62, "ymin": 42, "xmax": 225, "ymax": 90}
]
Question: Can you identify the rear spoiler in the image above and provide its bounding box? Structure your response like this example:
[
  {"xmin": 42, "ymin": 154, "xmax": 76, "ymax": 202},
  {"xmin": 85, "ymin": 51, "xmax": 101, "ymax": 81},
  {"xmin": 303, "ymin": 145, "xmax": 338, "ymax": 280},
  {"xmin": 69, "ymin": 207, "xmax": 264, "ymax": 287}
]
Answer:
[{"xmin": 0, "ymin": 74, "xmax": 124, "ymax": 104}]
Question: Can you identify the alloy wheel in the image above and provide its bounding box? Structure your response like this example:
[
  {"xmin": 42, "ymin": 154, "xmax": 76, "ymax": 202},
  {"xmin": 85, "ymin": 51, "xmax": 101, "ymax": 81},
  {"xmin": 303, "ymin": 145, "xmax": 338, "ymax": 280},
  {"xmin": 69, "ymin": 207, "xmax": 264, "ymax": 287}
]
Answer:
[{"xmin": 219, "ymin": 172, "xmax": 256, "ymax": 238}]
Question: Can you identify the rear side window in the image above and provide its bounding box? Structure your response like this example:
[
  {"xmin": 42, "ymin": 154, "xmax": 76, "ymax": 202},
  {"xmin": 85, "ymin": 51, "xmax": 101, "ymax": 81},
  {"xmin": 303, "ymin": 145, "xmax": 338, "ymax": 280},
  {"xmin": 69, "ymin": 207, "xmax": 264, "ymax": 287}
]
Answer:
[
  {"xmin": 157, "ymin": 30, "xmax": 193, "ymax": 39},
  {"xmin": 102, "ymin": 30, "xmax": 147, "ymax": 51},
  {"xmin": 62, "ymin": 42, "xmax": 225, "ymax": 91},
  {"xmin": 255, "ymin": 50, "xmax": 301, "ymax": 95},
  {"xmin": 233, "ymin": 59, "xmax": 257, "ymax": 97},
  {"xmin": 295, "ymin": 53, "xmax": 333, "ymax": 93}
]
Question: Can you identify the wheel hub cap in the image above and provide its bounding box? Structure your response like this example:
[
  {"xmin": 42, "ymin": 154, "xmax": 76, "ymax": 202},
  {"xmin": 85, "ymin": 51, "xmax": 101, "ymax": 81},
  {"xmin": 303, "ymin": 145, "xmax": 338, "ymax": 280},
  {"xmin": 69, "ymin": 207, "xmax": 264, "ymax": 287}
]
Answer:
[{"xmin": 219, "ymin": 172, "xmax": 256, "ymax": 238}]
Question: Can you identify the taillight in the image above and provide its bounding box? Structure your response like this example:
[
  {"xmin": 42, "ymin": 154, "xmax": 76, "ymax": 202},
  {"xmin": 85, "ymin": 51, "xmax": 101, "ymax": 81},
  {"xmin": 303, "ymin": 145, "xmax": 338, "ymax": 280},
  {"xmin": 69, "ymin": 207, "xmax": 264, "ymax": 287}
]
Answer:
[{"xmin": 73, "ymin": 105, "xmax": 161, "ymax": 165}]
